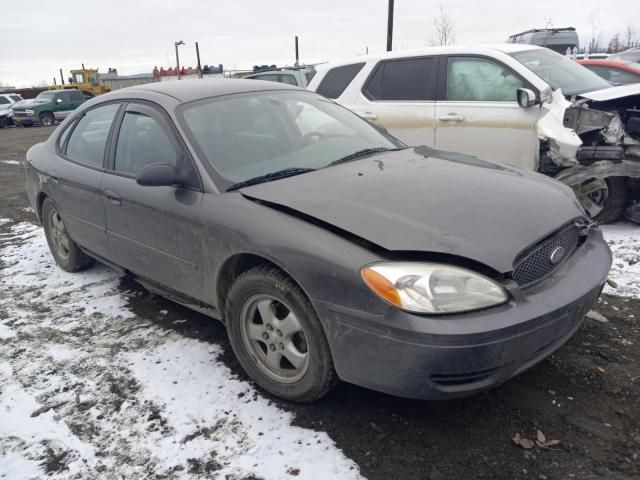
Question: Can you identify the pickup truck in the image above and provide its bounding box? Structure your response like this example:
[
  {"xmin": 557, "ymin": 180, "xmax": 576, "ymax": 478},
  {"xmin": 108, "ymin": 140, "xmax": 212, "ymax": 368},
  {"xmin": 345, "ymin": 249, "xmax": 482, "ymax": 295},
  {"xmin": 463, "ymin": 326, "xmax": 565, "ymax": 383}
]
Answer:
[
  {"xmin": 308, "ymin": 44, "xmax": 640, "ymax": 223},
  {"xmin": 12, "ymin": 89, "xmax": 86, "ymax": 127}
]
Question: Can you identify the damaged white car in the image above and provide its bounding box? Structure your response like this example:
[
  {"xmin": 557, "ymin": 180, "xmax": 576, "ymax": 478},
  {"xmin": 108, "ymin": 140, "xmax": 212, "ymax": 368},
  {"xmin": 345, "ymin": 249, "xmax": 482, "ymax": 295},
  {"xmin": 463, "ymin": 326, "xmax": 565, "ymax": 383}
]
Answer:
[{"xmin": 308, "ymin": 45, "xmax": 640, "ymax": 223}]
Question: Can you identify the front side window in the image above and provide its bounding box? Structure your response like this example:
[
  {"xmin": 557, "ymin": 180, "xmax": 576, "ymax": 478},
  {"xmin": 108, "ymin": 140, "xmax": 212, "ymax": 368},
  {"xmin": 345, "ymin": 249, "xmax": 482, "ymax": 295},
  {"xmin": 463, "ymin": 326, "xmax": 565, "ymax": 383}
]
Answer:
[
  {"xmin": 179, "ymin": 90, "xmax": 401, "ymax": 188},
  {"xmin": 365, "ymin": 57, "xmax": 435, "ymax": 101},
  {"xmin": 114, "ymin": 111, "xmax": 177, "ymax": 176},
  {"xmin": 65, "ymin": 103, "xmax": 119, "ymax": 167},
  {"xmin": 10, "ymin": 95, "xmax": 22, "ymax": 102},
  {"xmin": 510, "ymin": 48, "xmax": 610, "ymax": 96},
  {"xmin": 0, "ymin": 97, "xmax": 9, "ymax": 105},
  {"xmin": 447, "ymin": 57, "xmax": 524, "ymax": 102}
]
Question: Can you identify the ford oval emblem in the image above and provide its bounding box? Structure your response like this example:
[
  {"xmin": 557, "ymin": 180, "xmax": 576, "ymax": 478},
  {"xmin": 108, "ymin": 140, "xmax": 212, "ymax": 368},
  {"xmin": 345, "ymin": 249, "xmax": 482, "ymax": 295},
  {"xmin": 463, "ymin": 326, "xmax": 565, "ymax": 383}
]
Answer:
[{"xmin": 550, "ymin": 246, "xmax": 566, "ymax": 265}]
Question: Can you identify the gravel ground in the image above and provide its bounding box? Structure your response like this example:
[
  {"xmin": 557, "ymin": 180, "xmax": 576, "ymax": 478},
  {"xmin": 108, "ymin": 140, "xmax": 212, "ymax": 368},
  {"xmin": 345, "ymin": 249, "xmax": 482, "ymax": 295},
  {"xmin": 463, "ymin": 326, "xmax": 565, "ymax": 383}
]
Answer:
[{"xmin": 1, "ymin": 126, "xmax": 639, "ymax": 480}]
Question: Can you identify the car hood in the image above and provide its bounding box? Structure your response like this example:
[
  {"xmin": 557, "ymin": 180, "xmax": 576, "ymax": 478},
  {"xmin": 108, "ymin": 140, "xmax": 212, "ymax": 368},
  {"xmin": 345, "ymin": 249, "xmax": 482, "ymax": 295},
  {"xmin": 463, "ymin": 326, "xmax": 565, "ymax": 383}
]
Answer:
[
  {"xmin": 239, "ymin": 147, "xmax": 585, "ymax": 273},
  {"xmin": 11, "ymin": 99, "xmax": 37, "ymax": 110},
  {"xmin": 577, "ymin": 83, "xmax": 640, "ymax": 102}
]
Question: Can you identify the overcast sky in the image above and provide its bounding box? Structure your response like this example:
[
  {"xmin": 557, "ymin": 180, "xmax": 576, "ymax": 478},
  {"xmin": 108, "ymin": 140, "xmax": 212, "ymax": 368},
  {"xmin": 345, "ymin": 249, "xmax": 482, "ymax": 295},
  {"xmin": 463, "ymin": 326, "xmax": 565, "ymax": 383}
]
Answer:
[{"xmin": 1, "ymin": 0, "xmax": 638, "ymax": 87}]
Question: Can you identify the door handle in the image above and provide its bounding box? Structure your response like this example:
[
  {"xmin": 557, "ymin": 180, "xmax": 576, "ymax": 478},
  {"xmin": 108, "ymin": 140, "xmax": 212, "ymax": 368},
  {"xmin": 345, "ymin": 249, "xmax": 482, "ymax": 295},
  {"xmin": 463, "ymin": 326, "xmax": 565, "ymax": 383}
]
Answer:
[
  {"xmin": 438, "ymin": 114, "xmax": 465, "ymax": 123},
  {"xmin": 103, "ymin": 190, "xmax": 122, "ymax": 206},
  {"xmin": 360, "ymin": 112, "xmax": 378, "ymax": 120}
]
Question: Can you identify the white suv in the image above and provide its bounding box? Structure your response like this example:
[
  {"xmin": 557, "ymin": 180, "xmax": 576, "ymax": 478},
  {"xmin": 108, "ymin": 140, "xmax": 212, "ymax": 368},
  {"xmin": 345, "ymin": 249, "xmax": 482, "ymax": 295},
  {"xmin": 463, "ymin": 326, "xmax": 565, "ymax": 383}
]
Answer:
[
  {"xmin": 0, "ymin": 93, "xmax": 24, "ymax": 128},
  {"xmin": 308, "ymin": 45, "xmax": 640, "ymax": 222}
]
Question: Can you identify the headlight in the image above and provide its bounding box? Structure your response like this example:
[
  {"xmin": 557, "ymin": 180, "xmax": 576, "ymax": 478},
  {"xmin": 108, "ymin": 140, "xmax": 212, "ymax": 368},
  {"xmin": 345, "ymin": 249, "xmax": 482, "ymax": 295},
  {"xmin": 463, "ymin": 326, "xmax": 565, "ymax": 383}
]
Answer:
[
  {"xmin": 361, "ymin": 262, "xmax": 508, "ymax": 314},
  {"xmin": 25, "ymin": 109, "xmax": 35, "ymax": 115}
]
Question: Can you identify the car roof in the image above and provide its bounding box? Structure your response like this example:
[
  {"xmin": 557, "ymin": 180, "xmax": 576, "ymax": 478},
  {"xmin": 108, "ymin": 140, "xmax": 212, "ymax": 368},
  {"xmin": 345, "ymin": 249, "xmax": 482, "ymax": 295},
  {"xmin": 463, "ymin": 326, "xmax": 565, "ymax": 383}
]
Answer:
[
  {"xmin": 577, "ymin": 59, "xmax": 640, "ymax": 71},
  {"xmin": 314, "ymin": 44, "xmax": 543, "ymax": 69},
  {"xmin": 114, "ymin": 78, "xmax": 301, "ymax": 102}
]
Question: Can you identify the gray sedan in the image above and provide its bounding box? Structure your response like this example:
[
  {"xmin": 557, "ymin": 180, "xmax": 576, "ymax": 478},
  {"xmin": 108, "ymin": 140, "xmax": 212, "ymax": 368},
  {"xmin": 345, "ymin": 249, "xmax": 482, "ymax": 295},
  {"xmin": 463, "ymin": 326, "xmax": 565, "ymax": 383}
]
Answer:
[{"xmin": 24, "ymin": 79, "xmax": 612, "ymax": 402}]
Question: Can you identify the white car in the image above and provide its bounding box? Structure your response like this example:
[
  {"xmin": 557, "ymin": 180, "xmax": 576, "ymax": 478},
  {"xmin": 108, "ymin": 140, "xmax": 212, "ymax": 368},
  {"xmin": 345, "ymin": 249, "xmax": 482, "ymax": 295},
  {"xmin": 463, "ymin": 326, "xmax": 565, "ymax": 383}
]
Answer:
[
  {"xmin": 307, "ymin": 44, "xmax": 640, "ymax": 222},
  {"xmin": 0, "ymin": 93, "xmax": 24, "ymax": 128}
]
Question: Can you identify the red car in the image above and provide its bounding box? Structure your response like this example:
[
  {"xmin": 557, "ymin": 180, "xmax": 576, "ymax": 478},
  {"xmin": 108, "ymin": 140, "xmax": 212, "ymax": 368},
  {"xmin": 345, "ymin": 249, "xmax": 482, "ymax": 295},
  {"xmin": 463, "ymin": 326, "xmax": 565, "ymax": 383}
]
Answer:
[{"xmin": 577, "ymin": 59, "xmax": 640, "ymax": 85}]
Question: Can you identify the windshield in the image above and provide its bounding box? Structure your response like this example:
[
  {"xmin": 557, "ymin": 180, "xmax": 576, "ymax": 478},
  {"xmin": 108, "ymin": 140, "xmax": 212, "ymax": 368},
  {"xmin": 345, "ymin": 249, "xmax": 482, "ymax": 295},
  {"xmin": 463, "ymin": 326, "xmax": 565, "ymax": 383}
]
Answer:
[
  {"xmin": 179, "ymin": 90, "xmax": 402, "ymax": 188},
  {"xmin": 510, "ymin": 49, "xmax": 611, "ymax": 96}
]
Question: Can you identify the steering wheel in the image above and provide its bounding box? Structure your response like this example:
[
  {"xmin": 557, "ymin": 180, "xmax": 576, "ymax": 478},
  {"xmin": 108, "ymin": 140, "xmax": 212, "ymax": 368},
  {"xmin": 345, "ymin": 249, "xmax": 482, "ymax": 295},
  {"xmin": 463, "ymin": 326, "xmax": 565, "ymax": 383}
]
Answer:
[{"xmin": 297, "ymin": 131, "xmax": 326, "ymax": 148}]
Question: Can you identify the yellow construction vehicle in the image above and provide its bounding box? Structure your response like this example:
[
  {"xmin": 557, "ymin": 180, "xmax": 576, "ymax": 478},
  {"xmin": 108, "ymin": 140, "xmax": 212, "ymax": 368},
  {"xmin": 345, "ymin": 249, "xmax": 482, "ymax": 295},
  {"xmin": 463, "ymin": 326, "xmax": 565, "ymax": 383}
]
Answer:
[{"xmin": 49, "ymin": 66, "xmax": 112, "ymax": 97}]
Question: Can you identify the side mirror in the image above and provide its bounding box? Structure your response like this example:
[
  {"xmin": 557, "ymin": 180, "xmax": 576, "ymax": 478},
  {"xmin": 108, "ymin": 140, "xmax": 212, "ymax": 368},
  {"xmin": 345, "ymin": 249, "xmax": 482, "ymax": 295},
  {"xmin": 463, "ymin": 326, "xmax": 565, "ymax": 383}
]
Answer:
[
  {"xmin": 56, "ymin": 98, "xmax": 63, "ymax": 104},
  {"xmin": 516, "ymin": 88, "xmax": 539, "ymax": 108},
  {"xmin": 136, "ymin": 163, "xmax": 181, "ymax": 187}
]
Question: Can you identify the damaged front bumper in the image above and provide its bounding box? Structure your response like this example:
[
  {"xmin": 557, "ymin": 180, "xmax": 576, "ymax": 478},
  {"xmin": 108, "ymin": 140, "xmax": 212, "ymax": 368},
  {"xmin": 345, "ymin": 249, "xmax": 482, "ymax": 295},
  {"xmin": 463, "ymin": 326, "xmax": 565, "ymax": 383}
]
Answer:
[{"xmin": 313, "ymin": 229, "xmax": 611, "ymax": 400}]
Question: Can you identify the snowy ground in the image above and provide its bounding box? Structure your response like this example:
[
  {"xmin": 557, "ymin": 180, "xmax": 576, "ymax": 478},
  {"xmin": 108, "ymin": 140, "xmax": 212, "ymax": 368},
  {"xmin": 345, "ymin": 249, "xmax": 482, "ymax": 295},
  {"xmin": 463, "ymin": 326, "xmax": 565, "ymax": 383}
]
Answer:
[
  {"xmin": 1, "ymin": 217, "xmax": 638, "ymax": 479},
  {"xmin": 0, "ymin": 221, "xmax": 361, "ymax": 480}
]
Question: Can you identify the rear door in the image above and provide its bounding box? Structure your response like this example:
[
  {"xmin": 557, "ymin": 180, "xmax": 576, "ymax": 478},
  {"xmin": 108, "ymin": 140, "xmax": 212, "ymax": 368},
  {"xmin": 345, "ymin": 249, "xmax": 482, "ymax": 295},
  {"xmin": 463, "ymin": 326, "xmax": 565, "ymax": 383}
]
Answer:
[
  {"xmin": 102, "ymin": 102, "xmax": 204, "ymax": 298},
  {"xmin": 352, "ymin": 57, "xmax": 437, "ymax": 147},
  {"xmin": 434, "ymin": 55, "xmax": 539, "ymax": 169},
  {"xmin": 51, "ymin": 102, "xmax": 121, "ymax": 258}
]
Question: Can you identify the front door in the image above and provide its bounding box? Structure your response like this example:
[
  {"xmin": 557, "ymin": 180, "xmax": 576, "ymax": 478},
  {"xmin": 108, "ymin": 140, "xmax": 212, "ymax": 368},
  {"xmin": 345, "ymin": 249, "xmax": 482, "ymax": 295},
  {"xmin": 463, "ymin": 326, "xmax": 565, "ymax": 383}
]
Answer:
[
  {"xmin": 434, "ymin": 56, "xmax": 540, "ymax": 170},
  {"xmin": 53, "ymin": 92, "xmax": 76, "ymax": 122},
  {"xmin": 50, "ymin": 102, "xmax": 121, "ymax": 258},
  {"xmin": 102, "ymin": 102, "xmax": 204, "ymax": 299},
  {"xmin": 352, "ymin": 56, "xmax": 437, "ymax": 147}
]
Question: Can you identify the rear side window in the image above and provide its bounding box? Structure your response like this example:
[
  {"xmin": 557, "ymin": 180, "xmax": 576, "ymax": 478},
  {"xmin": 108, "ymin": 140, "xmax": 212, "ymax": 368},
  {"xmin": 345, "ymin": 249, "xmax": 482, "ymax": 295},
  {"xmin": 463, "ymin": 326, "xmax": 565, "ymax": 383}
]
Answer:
[
  {"xmin": 316, "ymin": 63, "xmax": 365, "ymax": 99},
  {"xmin": 364, "ymin": 57, "xmax": 435, "ymax": 101},
  {"xmin": 10, "ymin": 95, "xmax": 22, "ymax": 102},
  {"xmin": 65, "ymin": 103, "xmax": 119, "ymax": 168},
  {"xmin": 0, "ymin": 97, "xmax": 9, "ymax": 105},
  {"xmin": 588, "ymin": 66, "xmax": 640, "ymax": 85}
]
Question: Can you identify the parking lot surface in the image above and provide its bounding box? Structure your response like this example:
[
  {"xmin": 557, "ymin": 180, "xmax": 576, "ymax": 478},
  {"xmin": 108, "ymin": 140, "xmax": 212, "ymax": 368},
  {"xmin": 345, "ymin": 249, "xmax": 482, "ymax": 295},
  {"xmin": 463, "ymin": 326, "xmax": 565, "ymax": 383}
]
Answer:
[{"xmin": 1, "ymin": 126, "xmax": 639, "ymax": 479}]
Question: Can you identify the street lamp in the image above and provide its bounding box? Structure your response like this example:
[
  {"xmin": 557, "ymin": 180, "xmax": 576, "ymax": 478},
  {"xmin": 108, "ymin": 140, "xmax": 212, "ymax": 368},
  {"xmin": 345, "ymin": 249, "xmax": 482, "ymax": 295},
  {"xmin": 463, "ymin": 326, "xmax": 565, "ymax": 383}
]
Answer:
[{"xmin": 175, "ymin": 40, "xmax": 185, "ymax": 80}]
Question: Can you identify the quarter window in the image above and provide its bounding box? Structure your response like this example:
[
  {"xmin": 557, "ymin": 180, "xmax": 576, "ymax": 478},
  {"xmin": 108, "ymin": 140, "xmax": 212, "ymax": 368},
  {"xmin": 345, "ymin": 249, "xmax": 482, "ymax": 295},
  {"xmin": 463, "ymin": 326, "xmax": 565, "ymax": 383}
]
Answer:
[
  {"xmin": 364, "ymin": 57, "xmax": 435, "ymax": 101},
  {"xmin": 316, "ymin": 63, "xmax": 365, "ymax": 99},
  {"xmin": 447, "ymin": 57, "xmax": 524, "ymax": 102},
  {"xmin": 114, "ymin": 111, "xmax": 177, "ymax": 175},
  {"xmin": 65, "ymin": 103, "xmax": 119, "ymax": 167}
]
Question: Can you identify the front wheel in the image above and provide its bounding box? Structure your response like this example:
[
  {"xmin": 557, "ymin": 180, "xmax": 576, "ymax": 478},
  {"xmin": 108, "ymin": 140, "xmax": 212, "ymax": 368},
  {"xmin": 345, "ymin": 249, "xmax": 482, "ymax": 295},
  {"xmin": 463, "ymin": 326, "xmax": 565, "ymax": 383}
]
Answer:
[
  {"xmin": 225, "ymin": 265, "xmax": 336, "ymax": 402},
  {"xmin": 39, "ymin": 112, "xmax": 55, "ymax": 127},
  {"xmin": 42, "ymin": 198, "xmax": 95, "ymax": 272},
  {"xmin": 573, "ymin": 176, "xmax": 628, "ymax": 224}
]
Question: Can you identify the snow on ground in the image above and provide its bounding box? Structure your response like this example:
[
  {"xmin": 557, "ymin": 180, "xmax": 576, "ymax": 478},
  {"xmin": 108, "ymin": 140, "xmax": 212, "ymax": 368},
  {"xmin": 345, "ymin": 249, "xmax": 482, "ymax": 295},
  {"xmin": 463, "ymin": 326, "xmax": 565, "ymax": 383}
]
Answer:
[
  {"xmin": 601, "ymin": 223, "xmax": 640, "ymax": 299},
  {"xmin": 0, "ymin": 221, "xmax": 361, "ymax": 480},
  {"xmin": 0, "ymin": 160, "xmax": 21, "ymax": 165}
]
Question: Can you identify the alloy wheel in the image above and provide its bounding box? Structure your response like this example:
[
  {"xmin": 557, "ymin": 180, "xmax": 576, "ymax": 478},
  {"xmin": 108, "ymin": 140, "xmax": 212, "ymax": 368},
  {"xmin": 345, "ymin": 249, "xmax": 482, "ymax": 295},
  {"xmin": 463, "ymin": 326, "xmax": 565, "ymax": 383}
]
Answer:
[
  {"xmin": 574, "ymin": 178, "xmax": 609, "ymax": 218},
  {"xmin": 49, "ymin": 210, "xmax": 71, "ymax": 259},
  {"xmin": 240, "ymin": 294, "xmax": 310, "ymax": 384}
]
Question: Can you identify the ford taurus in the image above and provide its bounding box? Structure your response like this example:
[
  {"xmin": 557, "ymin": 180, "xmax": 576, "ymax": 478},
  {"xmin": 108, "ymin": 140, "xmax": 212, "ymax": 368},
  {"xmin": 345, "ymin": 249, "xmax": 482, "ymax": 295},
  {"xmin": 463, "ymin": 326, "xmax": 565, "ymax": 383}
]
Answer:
[{"xmin": 24, "ymin": 79, "xmax": 612, "ymax": 402}]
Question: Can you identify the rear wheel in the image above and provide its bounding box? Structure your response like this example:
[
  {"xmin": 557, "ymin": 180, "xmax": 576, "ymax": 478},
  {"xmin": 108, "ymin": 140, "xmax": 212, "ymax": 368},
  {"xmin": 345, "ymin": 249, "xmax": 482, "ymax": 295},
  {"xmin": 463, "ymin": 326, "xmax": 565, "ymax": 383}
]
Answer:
[
  {"xmin": 39, "ymin": 112, "xmax": 55, "ymax": 127},
  {"xmin": 573, "ymin": 176, "xmax": 628, "ymax": 224},
  {"xmin": 225, "ymin": 265, "xmax": 336, "ymax": 402},
  {"xmin": 42, "ymin": 198, "xmax": 94, "ymax": 272}
]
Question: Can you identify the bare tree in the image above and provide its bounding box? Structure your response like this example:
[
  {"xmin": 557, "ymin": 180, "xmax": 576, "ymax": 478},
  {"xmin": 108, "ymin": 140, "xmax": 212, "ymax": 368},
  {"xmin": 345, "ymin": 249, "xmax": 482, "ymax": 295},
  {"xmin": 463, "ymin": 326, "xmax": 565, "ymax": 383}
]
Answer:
[
  {"xmin": 624, "ymin": 24, "xmax": 636, "ymax": 48},
  {"xmin": 433, "ymin": 3, "xmax": 455, "ymax": 46},
  {"xmin": 588, "ymin": 10, "xmax": 602, "ymax": 51},
  {"xmin": 544, "ymin": 17, "xmax": 553, "ymax": 29}
]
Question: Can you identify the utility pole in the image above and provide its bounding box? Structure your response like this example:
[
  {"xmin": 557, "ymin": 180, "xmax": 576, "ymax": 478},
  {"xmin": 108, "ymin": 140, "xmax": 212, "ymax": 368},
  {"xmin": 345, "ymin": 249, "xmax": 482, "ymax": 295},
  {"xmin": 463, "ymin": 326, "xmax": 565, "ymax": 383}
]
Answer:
[
  {"xmin": 195, "ymin": 41, "xmax": 203, "ymax": 78},
  {"xmin": 175, "ymin": 40, "xmax": 185, "ymax": 79},
  {"xmin": 387, "ymin": 0, "xmax": 394, "ymax": 52},
  {"xmin": 59, "ymin": 68, "xmax": 65, "ymax": 85},
  {"xmin": 295, "ymin": 36, "xmax": 300, "ymax": 67}
]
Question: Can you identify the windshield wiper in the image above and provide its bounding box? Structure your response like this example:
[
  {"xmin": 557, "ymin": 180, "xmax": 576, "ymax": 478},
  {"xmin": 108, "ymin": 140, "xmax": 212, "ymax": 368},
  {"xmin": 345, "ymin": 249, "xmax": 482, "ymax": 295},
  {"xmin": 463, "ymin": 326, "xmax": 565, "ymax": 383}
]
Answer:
[
  {"xmin": 226, "ymin": 167, "xmax": 315, "ymax": 191},
  {"xmin": 328, "ymin": 147, "xmax": 404, "ymax": 167}
]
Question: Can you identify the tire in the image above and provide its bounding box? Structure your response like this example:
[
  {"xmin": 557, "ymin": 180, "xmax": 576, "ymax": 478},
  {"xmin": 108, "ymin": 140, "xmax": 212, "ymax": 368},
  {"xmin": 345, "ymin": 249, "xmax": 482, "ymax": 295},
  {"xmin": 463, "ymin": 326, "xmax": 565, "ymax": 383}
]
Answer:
[
  {"xmin": 41, "ymin": 198, "xmax": 95, "ymax": 272},
  {"xmin": 574, "ymin": 176, "xmax": 628, "ymax": 224},
  {"xmin": 225, "ymin": 265, "xmax": 336, "ymax": 403},
  {"xmin": 39, "ymin": 112, "xmax": 55, "ymax": 127}
]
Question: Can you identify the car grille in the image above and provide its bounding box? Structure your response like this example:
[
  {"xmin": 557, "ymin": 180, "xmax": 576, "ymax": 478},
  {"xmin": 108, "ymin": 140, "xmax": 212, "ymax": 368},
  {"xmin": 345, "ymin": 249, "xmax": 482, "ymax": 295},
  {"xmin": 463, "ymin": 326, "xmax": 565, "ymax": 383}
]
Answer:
[
  {"xmin": 512, "ymin": 222, "xmax": 582, "ymax": 287},
  {"xmin": 13, "ymin": 112, "xmax": 29, "ymax": 118}
]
